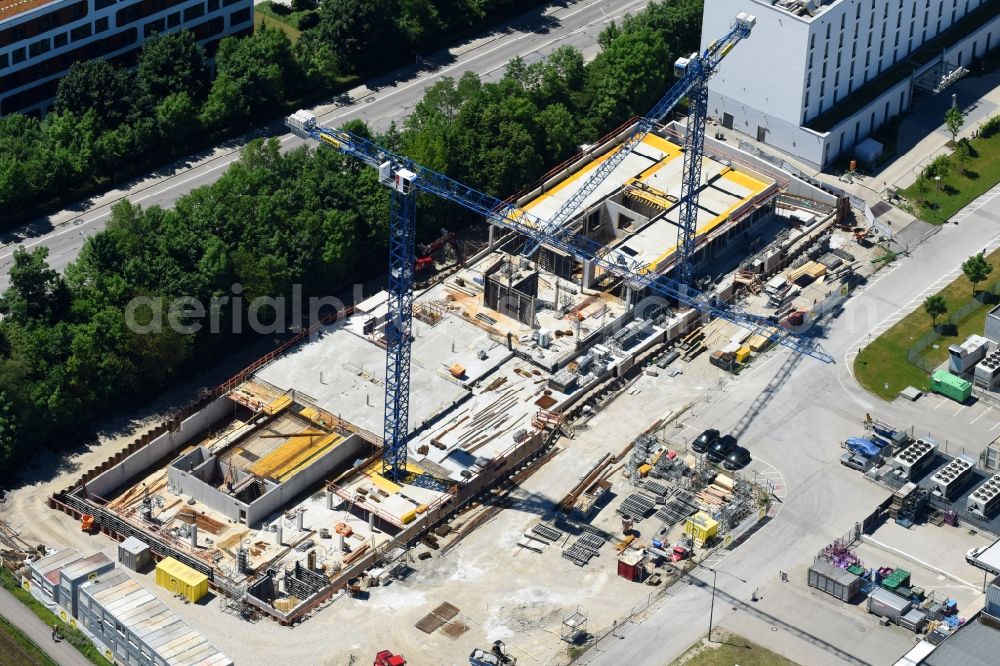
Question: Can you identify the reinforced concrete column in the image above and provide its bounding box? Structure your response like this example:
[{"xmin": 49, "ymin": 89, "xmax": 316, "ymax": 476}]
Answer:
[{"xmin": 582, "ymin": 260, "xmax": 596, "ymax": 291}]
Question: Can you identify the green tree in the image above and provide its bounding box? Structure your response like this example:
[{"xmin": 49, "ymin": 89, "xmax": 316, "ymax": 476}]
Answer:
[
  {"xmin": 310, "ymin": 0, "xmax": 400, "ymax": 74},
  {"xmin": 954, "ymin": 138, "xmax": 972, "ymax": 175},
  {"xmin": 137, "ymin": 31, "xmax": 211, "ymax": 105},
  {"xmin": 0, "ymin": 247, "xmax": 69, "ymax": 324},
  {"xmin": 583, "ymin": 27, "xmax": 671, "ymax": 134},
  {"xmin": 201, "ymin": 29, "xmax": 296, "ymax": 127},
  {"xmin": 924, "ymin": 294, "xmax": 948, "ymax": 328},
  {"xmin": 962, "ymin": 253, "xmax": 993, "ymax": 296},
  {"xmin": 537, "ymin": 103, "xmax": 578, "ymax": 163},
  {"xmin": 156, "ymin": 92, "xmax": 200, "ymax": 144},
  {"xmin": 0, "ymin": 391, "xmax": 16, "ymax": 471},
  {"xmin": 54, "ymin": 59, "xmax": 135, "ymax": 128},
  {"xmin": 924, "ymin": 154, "xmax": 951, "ymax": 180},
  {"xmin": 945, "ymin": 105, "xmax": 964, "ymax": 144}
]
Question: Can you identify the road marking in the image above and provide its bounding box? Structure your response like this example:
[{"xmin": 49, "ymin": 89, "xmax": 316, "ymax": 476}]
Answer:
[
  {"xmin": 991, "ymin": 421, "xmax": 1000, "ymax": 431},
  {"xmin": 970, "ymin": 409, "xmax": 989, "ymax": 425},
  {"xmin": 953, "ymin": 405, "xmax": 966, "ymax": 416}
]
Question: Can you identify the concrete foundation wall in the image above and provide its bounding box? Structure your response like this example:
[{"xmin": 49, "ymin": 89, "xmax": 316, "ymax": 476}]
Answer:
[
  {"xmin": 167, "ymin": 434, "xmax": 368, "ymax": 527},
  {"xmin": 86, "ymin": 396, "xmax": 231, "ymax": 499}
]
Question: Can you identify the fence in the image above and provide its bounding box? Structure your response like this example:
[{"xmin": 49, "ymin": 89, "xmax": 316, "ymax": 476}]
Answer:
[{"xmin": 906, "ymin": 285, "xmax": 1000, "ymax": 371}]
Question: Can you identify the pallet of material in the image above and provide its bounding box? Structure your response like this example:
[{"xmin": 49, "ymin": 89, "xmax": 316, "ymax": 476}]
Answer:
[{"xmin": 531, "ymin": 524, "xmax": 562, "ymax": 542}]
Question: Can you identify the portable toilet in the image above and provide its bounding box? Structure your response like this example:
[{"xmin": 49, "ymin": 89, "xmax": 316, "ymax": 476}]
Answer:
[
  {"xmin": 155, "ymin": 557, "xmax": 208, "ymax": 603},
  {"xmin": 931, "ymin": 371, "xmax": 972, "ymax": 403},
  {"xmin": 684, "ymin": 511, "xmax": 719, "ymax": 547}
]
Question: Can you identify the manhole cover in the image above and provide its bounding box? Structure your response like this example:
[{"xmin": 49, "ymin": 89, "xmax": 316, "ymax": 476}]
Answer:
[{"xmin": 366, "ymin": 97, "xmax": 375, "ymax": 103}]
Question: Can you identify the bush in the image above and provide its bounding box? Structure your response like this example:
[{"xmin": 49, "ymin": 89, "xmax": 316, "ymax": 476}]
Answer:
[
  {"xmin": 924, "ymin": 154, "xmax": 952, "ymax": 179},
  {"xmin": 981, "ymin": 115, "xmax": 1000, "ymax": 139},
  {"xmin": 269, "ymin": 0, "xmax": 291, "ymax": 16},
  {"xmin": 298, "ymin": 11, "xmax": 319, "ymax": 30},
  {"xmin": 291, "ymin": 0, "xmax": 316, "ymax": 11}
]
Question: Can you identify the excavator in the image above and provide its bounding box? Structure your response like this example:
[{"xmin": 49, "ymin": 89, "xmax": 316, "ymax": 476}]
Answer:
[
  {"xmin": 373, "ymin": 651, "xmax": 405, "ymax": 666},
  {"xmin": 415, "ymin": 228, "xmax": 463, "ymax": 273}
]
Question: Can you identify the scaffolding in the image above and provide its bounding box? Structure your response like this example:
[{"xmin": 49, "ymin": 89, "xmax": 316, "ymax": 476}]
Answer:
[{"xmin": 560, "ymin": 607, "xmax": 588, "ymax": 644}]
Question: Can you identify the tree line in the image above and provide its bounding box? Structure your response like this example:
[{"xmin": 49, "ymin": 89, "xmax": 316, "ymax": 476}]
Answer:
[
  {"xmin": 0, "ymin": 0, "xmax": 704, "ymax": 470},
  {"xmin": 0, "ymin": 0, "xmax": 559, "ymax": 226}
]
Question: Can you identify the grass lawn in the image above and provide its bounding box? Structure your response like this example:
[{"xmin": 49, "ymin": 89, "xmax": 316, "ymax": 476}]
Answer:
[
  {"xmin": 254, "ymin": 8, "xmax": 303, "ymax": 43},
  {"xmin": 671, "ymin": 633, "xmax": 800, "ymax": 666},
  {"xmin": 901, "ymin": 130, "xmax": 1000, "ymax": 223},
  {"xmin": 0, "ymin": 569, "xmax": 112, "ymax": 666},
  {"xmin": 0, "ymin": 615, "xmax": 57, "ymax": 666},
  {"xmin": 854, "ymin": 248, "xmax": 1000, "ymax": 400}
]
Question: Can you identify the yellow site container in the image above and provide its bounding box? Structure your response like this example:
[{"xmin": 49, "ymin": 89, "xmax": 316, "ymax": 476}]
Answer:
[
  {"xmin": 684, "ymin": 511, "xmax": 719, "ymax": 547},
  {"xmin": 155, "ymin": 557, "xmax": 208, "ymax": 603},
  {"xmin": 735, "ymin": 346, "xmax": 751, "ymax": 363},
  {"xmin": 638, "ymin": 463, "xmax": 652, "ymax": 477}
]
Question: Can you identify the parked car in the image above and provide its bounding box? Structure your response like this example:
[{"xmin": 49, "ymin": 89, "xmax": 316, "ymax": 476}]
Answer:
[
  {"xmin": 670, "ymin": 545, "xmax": 689, "ymax": 562},
  {"xmin": 723, "ymin": 446, "xmax": 752, "ymax": 470},
  {"xmin": 706, "ymin": 435, "xmax": 737, "ymax": 463},
  {"xmin": 840, "ymin": 452, "xmax": 872, "ymax": 472},
  {"xmin": 692, "ymin": 429, "xmax": 720, "ymax": 453}
]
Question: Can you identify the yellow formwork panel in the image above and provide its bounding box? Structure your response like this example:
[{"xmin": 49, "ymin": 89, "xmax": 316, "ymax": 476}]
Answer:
[
  {"xmin": 249, "ymin": 430, "xmax": 343, "ymax": 481},
  {"xmin": 720, "ymin": 167, "xmax": 768, "ymax": 193},
  {"xmin": 263, "ymin": 395, "xmax": 292, "ymax": 416},
  {"xmin": 368, "ymin": 472, "xmax": 403, "ymax": 494},
  {"xmin": 155, "ymin": 557, "xmax": 208, "ymax": 603}
]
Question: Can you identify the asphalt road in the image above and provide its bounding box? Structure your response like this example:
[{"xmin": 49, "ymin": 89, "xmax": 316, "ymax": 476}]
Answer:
[
  {"xmin": 0, "ymin": 0, "xmax": 649, "ymax": 291},
  {"xmin": 0, "ymin": 589, "xmax": 90, "ymax": 666},
  {"xmin": 580, "ymin": 186, "xmax": 1000, "ymax": 665}
]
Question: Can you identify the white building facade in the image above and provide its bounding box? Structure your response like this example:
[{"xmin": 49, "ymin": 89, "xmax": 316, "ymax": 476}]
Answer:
[
  {"xmin": 702, "ymin": 0, "xmax": 1000, "ymax": 169},
  {"xmin": 0, "ymin": 0, "xmax": 254, "ymax": 116}
]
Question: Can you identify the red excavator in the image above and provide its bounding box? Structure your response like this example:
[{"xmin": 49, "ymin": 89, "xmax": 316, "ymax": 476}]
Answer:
[
  {"xmin": 374, "ymin": 651, "xmax": 406, "ymax": 666},
  {"xmin": 416, "ymin": 229, "xmax": 463, "ymax": 273}
]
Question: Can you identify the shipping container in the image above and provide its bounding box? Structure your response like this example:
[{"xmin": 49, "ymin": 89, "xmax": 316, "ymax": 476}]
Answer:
[
  {"xmin": 899, "ymin": 608, "xmax": 929, "ymax": 633},
  {"xmin": 867, "ymin": 587, "xmax": 912, "ymax": 621},
  {"xmin": 117, "ymin": 536, "xmax": 151, "ymax": 572},
  {"xmin": 155, "ymin": 557, "xmax": 208, "ymax": 603},
  {"xmin": 808, "ymin": 560, "xmax": 862, "ymax": 602}
]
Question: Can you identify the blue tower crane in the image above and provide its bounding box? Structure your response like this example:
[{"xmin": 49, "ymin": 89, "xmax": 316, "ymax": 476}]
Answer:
[
  {"xmin": 523, "ymin": 12, "xmax": 757, "ymax": 287},
  {"xmin": 285, "ymin": 83, "xmax": 828, "ymax": 480}
]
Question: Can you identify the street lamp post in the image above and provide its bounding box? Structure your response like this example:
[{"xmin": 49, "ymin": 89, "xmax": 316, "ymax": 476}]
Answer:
[{"xmin": 694, "ymin": 563, "xmax": 748, "ymax": 643}]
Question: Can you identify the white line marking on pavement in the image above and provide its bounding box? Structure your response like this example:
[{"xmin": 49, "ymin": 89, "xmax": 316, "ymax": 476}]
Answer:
[{"xmin": 970, "ymin": 409, "xmax": 988, "ymax": 425}]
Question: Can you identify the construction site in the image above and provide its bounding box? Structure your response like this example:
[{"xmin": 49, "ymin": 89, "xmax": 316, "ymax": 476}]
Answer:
[{"xmin": 0, "ymin": 14, "xmax": 935, "ymax": 665}]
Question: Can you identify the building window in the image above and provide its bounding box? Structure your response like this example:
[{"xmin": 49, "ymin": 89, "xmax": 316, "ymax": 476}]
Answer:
[
  {"xmin": 54, "ymin": 33, "xmax": 68, "ymax": 48},
  {"xmin": 144, "ymin": 17, "xmax": 165, "ymax": 37},
  {"xmin": 229, "ymin": 6, "xmax": 250, "ymax": 25},
  {"xmin": 95, "ymin": 0, "xmax": 115, "ymax": 8},
  {"xmin": 95, "ymin": 16, "xmax": 109, "ymax": 32},
  {"xmin": 167, "ymin": 10, "xmax": 181, "ymax": 27},
  {"xmin": 207, "ymin": 0, "xmax": 219, "ymax": 10},
  {"xmin": 838, "ymin": 34, "xmax": 843, "ymax": 47},
  {"xmin": 28, "ymin": 38, "xmax": 50, "ymax": 57},
  {"xmin": 11, "ymin": 47, "xmax": 26, "ymax": 64},
  {"xmin": 865, "ymin": 52, "xmax": 870, "ymax": 67},
  {"xmin": 808, "ymin": 53, "xmax": 813, "ymax": 69},
  {"xmin": 820, "ymin": 82, "xmax": 825, "ymax": 97},
  {"xmin": 824, "ymin": 43, "xmax": 829, "ymax": 58},
  {"xmin": 822, "ymin": 62, "xmax": 827, "ymax": 77},
  {"xmin": 881, "ymin": 24, "xmax": 886, "ymax": 39},
  {"xmin": 825, "ymin": 23, "xmax": 830, "ymax": 39},
  {"xmin": 0, "ymin": 52, "xmax": 7, "ymax": 68},
  {"xmin": 850, "ymin": 62, "xmax": 855, "ymax": 77},
  {"xmin": 879, "ymin": 42, "xmax": 884, "ymax": 57},
  {"xmin": 852, "ymin": 42, "xmax": 857, "ymax": 57},
  {"xmin": 184, "ymin": 3, "xmax": 205, "ymax": 21},
  {"xmin": 835, "ymin": 72, "xmax": 840, "ymax": 86},
  {"xmin": 71, "ymin": 24, "xmax": 92, "ymax": 41},
  {"xmin": 909, "ymin": 23, "xmax": 914, "ymax": 37},
  {"xmin": 840, "ymin": 13, "xmax": 845, "ymax": 29},
  {"xmin": 804, "ymin": 91, "xmax": 809, "ymax": 108},
  {"xmin": 836, "ymin": 52, "xmax": 841, "ymax": 66},
  {"xmin": 894, "ymin": 33, "xmax": 899, "ymax": 47},
  {"xmin": 867, "ymin": 34, "xmax": 872, "ymax": 47},
  {"xmin": 810, "ymin": 33, "xmax": 815, "ymax": 49}
]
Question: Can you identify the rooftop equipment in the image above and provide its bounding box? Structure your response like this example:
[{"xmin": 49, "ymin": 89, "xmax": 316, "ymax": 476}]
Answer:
[
  {"xmin": 948, "ymin": 334, "xmax": 990, "ymax": 374},
  {"xmin": 968, "ymin": 472, "xmax": 1000, "ymax": 518},
  {"xmin": 974, "ymin": 348, "xmax": 1000, "ymax": 390},
  {"xmin": 892, "ymin": 439, "xmax": 938, "ymax": 480},
  {"xmin": 931, "ymin": 371, "xmax": 972, "ymax": 403},
  {"xmin": 929, "ymin": 455, "xmax": 976, "ymax": 500}
]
